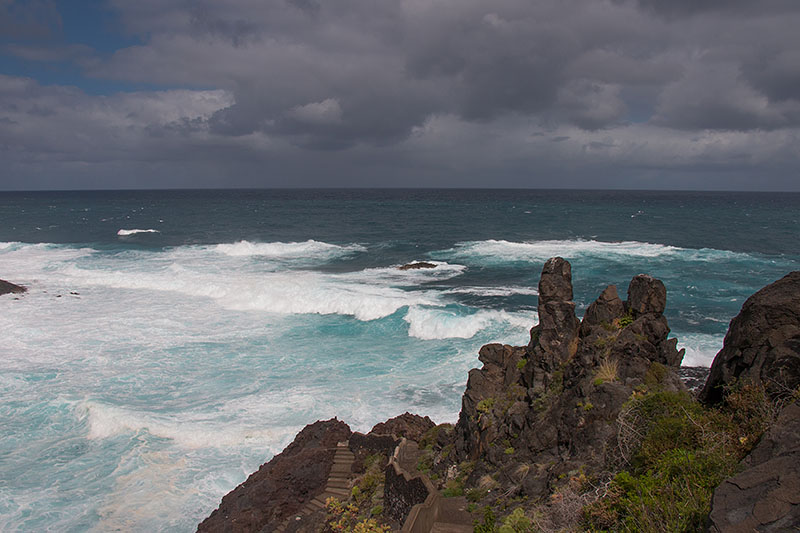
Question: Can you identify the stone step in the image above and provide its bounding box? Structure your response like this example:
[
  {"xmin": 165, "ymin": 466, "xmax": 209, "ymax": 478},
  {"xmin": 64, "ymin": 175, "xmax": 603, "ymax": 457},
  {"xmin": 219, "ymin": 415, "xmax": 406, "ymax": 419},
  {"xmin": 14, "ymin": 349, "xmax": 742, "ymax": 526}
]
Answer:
[
  {"xmin": 430, "ymin": 522, "xmax": 474, "ymax": 533},
  {"xmin": 325, "ymin": 486, "xmax": 350, "ymax": 497},
  {"xmin": 330, "ymin": 464, "xmax": 352, "ymax": 474},
  {"xmin": 326, "ymin": 478, "xmax": 350, "ymax": 487},
  {"xmin": 333, "ymin": 456, "xmax": 353, "ymax": 463},
  {"xmin": 334, "ymin": 453, "xmax": 355, "ymax": 461},
  {"xmin": 309, "ymin": 497, "xmax": 326, "ymax": 509}
]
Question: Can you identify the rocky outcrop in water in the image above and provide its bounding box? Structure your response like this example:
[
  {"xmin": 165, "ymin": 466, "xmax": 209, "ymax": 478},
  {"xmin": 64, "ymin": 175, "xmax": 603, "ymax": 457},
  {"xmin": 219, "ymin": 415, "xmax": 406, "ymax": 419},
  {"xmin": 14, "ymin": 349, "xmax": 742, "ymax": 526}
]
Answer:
[
  {"xmin": 454, "ymin": 258, "xmax": 685, "ymax": 498},
  {"xmin": 709, "ymin": 402, "xmax": 800, "ymax": 532},
  {"xmin": 398, "ymin": 262, "xmax": 437, "ymax": 270},
  {"xmin": 0, "ymin": 279, "xmax": 26, "ymax": 296},
  {"xmin": 197, "ymin": 419, "xmax": 351, "ymax": 533},
  {"xmin": 700, "ymin": 271, "xmax": 800, "ymax": 405}
]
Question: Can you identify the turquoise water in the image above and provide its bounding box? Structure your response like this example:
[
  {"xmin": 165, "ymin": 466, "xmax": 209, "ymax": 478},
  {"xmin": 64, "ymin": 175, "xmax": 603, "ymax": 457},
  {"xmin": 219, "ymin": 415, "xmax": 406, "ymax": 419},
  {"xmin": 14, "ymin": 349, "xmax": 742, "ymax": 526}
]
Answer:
[{"xmin": 0, "ymin": 189, "xmax": 798, "ymax": 531}]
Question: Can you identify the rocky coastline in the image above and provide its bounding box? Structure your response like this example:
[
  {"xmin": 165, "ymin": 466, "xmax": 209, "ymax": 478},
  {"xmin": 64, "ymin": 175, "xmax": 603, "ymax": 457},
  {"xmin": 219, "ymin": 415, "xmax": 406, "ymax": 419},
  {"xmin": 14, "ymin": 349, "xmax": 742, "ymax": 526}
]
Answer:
[{"xmin": 199, "ymin": 260, "xmax": 800, "ymax": 532}]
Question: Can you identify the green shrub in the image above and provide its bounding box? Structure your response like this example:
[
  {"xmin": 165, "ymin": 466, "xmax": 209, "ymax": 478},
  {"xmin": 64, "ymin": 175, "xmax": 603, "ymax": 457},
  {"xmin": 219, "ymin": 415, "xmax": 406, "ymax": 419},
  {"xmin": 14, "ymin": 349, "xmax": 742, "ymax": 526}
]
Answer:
[
  {"xmin": 617, "ymin": 310, "xmax": 634, "ymax": 328},
  {"xmin": 583, "ymin": 389, "xmax": 772, "ymax": 532},
  {"xmin": 498, "ymin": 507, "xmax": 533, "ymax": 533},
  {"xmin": 477, "ymin": 398, "xmax": 496, "ymax": 413},
  {"xmin": 517, "ymin": 358, "xmax": 528, "ymax": 370},
  {"xmin": 442, "ymin": 478, "xmax": 464, "ymax": 497},
  {"xmin": 474, "ymin": 506, "xmax": 497, "ymax": 533}
]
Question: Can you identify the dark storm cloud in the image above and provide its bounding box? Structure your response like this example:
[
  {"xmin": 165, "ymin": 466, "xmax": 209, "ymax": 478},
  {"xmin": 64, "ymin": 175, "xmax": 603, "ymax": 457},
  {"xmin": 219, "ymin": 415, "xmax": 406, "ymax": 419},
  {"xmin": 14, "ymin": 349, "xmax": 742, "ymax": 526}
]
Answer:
[{"xmin": 2, "ymin": 0, "xmax": 800, "ymax": 189}]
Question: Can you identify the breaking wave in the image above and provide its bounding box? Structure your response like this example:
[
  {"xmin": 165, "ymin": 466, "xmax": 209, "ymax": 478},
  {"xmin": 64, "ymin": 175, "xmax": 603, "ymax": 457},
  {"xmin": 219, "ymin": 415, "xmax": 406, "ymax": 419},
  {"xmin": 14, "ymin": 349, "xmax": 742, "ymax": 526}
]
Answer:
[
  {"xmin": 404, "ymin": 306, "xmax": 533, "ymax": 340},
  {"xmin": 439, "ymin": 239, "xmax": 748, "ymax": 264},
  {"xmin": 117, "ymin": 229, "xmax": 161, "ymax": 236},
  {"xmin": 210, "ymin": 239, "xmax": 366, "ymax": 259}
]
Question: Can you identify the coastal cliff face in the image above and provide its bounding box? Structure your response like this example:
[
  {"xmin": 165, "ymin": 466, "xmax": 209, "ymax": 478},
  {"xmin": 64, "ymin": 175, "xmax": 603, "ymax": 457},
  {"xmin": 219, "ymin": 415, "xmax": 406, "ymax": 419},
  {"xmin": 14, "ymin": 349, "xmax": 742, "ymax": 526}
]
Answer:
[
  {"xmin": 200, "ymin": 261, "xmax": 800, "ymax": 532},
  {"xmin": 454, "ymin": 258, "xmax": 685, "ymax": 497},
  {"xmin": 198, "ymin": 419, "xmax": 351, "ymax": 533}
]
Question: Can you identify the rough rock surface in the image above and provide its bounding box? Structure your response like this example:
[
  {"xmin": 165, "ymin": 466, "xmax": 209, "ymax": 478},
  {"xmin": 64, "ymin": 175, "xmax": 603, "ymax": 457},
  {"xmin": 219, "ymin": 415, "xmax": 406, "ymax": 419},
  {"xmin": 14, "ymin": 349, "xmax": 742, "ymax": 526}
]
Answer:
[
  {"xmin": 454, "ymin": 258, "xmax": 685, "ymax": 498},
  {"xmin": 701, "ymin": 271, "xmax": 800, "ymax": 405},
  {"xmin": 0, "ymin": 279, "xmax": 26, "ymax": 296},
  {"xmin": 369, "ymin": 412, "xmax": 435, "ymax": 441},
  {"xmin": 398, "ymin": 262, "xmax": 437, "ymax": 270},
  {"xmin": 709, "ymin": 402, "xmax": 800, "ymax": 532},
  {"xmin": 197, "ymin": 419, "xmax": 351, "ymax": 533}
]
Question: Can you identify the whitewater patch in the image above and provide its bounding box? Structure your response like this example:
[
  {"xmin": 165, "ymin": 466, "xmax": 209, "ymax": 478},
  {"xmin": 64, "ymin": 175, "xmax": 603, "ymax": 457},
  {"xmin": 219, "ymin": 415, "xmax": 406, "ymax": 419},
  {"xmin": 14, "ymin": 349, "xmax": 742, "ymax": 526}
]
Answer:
[
  {"xmin": 117, "ymin": 229, "xmax": 161, "ymax": 236},
  {"xmin": 82, "ymin": 401, "xmax": 298, "ymax": 449},
  {"xmin": 404, "ymin": 306, "xmax": 534, "ymax": 340},
  {"xmin": 210, "ymin": 239, "xmax": 366, "ymax": 260},
  {"xmin": 351, "ymin": 261, "xmax": 467, "ymax": 283},
  {"xmin": 677, "ymin": 333, "xmax": 723, "ymax": 367},
  {"xmin": 443, "ymin": 286, "xmax": 539, "ymax": 297},
  {"xmin": 438, "ymin": 239, "xmax": 749, "ymax": 264},
  {"xmin": 57, "ymin": 264, "xmax": 440, "ymax": 321}
]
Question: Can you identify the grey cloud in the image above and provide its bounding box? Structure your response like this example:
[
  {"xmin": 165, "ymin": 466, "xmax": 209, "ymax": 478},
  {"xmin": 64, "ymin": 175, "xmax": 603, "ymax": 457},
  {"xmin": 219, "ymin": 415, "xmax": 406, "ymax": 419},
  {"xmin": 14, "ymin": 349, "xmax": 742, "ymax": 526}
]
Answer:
[
  {"xmin": 0, "ymin": 0, "xmax": 61, "ymax": 41},
  {"xmin": 653, "ymin": 63, "xmax": 800, "ymax": 131},
  {"xmin": 4, "ymin": 0, "xmax": 800, "ymax": 189}
]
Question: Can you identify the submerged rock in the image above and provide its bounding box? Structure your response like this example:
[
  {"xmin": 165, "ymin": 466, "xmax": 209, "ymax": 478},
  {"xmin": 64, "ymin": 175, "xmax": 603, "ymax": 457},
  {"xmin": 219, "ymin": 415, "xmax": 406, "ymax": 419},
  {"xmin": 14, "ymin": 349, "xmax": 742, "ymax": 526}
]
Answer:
[
  {"xmin": 398, "ymin": 262, "xmax": 437, "ymax": 270},
  {"xmin": 700, "ymin": 271, "xmax": 800, "ymax": 405},
  {"xmin": 709, "ymin": 402, "xmax": 800, "ymax": 532},
  {"xmin": 0, "ymin": 279, "xmax": 27, "ymax": 296}
]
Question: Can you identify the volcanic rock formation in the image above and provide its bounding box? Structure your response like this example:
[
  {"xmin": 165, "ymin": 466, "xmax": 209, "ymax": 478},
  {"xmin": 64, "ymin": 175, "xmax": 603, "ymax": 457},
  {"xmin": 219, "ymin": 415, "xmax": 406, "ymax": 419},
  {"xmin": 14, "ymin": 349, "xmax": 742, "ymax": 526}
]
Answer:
[{"xmin": 701, "ymin": 271, "xmax": 800, "ymax": 405}]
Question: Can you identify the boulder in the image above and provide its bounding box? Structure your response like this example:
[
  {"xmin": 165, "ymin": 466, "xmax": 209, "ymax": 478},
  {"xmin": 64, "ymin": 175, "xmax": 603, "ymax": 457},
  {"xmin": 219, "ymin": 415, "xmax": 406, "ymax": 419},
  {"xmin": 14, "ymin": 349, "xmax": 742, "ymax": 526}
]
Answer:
[
  {"xmin": 198, "ymin": 419, "xmax": 351, "ymax": 533},
  {"xmin": 369, "ymin": 412, "xmax": 435, "ymax": 441},
  {"xmin": 0, "ymin": 279, "xmax": 26, "ymax": 296},
  {"xmin": 700, "ymin": 271, "xmax": 800, "ymax": 405},
  {"xmin": 709, "ymin": 402, "xmax": 800, "ymax": 532}
]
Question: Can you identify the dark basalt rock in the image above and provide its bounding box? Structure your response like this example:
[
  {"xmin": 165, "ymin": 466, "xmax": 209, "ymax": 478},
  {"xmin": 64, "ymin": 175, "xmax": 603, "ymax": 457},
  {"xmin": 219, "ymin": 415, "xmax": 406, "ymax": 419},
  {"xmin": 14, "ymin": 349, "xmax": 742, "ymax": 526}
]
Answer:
[
  {"xmin": 700, "ymin": 271, "xmax": 800, "ymax": 405},
  {"xmin": 398, "ymin": 262, "xmax": 437, "ymax": 271},
  {"xmin": 454, "ymin": 258, "xmax": 685, "ymax": 498},
  {"xmin": 369, "ymin": 412, "xmax": 435, "ymax": 441},
  {"xmin": 197, "ymin": 419, "xmax": 351, "ymax": 533},
  {"xmin": 709, "ymin": 402, "xmax": 800, "ymax": 532},
  {"xmin": 0, "ymin": 279, "xmax": 27, "ymax": 296},
  {"xmin": 626, "ymin": 274, "xmax": 666, "ymax": 317},
  {"xmin": 579, "ymin": 284, "xmax": 625, "ymax": 336}
]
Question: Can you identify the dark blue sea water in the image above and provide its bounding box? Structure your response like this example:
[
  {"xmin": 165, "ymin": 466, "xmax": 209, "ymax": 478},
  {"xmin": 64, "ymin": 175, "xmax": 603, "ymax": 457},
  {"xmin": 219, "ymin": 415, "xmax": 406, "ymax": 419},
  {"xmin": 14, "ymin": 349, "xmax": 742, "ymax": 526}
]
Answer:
[{"xmin": 1, "ymin": 189, "xmax": 798, "ymax": 531}]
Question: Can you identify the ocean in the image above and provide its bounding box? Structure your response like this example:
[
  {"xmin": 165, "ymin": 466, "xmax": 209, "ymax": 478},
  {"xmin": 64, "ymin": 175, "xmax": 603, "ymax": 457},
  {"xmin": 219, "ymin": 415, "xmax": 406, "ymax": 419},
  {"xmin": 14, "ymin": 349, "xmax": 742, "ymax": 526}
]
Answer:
[{"xmin": 1, "ymin": 189, "xmax": 798, "ymax": 531}]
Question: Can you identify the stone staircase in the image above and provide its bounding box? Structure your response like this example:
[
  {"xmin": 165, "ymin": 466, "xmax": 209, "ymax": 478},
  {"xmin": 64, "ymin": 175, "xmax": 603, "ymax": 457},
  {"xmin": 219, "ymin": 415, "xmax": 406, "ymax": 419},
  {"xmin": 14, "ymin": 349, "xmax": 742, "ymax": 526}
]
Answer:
[
  {"xmin": 275, "ymin": 441, "xmax": 354, "ymax": 532},
  {"xmin": 427, "ymin": 497, "xmax": 473, "ymax": 533}
]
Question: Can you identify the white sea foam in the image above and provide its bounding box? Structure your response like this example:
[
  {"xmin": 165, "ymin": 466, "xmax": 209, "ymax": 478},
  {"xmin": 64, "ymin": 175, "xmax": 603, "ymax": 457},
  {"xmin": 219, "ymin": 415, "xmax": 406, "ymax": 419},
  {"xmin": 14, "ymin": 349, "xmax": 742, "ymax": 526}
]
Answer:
[
  {"xmin": 82, "ymin": 401, "xmax": 298, "ymax": 449},
  {"xmin": 677, "ymin": 333, "xmax": 723, "ymax": 367},
  {"xmin": 352, "ymin": 261, "xmax": 467, "ymax": 282},
  {"xmin": 444, "ymin": 239, "xmax": 680, "ymax": 261},
  {"xmin": 440, "ymin": 239, "xmax": 749, "ymax": 264},
  {"xmin": 117, "ymin": 229, "xmax": 161, "ymax": 236},
  {"xmin": 57, "ymin": 264, "xmax": 438, "ymax": 321},
  {"xmin": 211, "ymin": 239, "xmax": 366, "ymax": 259},
  {"xmin": 443, "ymin": 286, "xmax": 538, "ymax": 297},
  {"xmin": 404, "ymin": 306, "xmax": 533, "ymax": 340}
]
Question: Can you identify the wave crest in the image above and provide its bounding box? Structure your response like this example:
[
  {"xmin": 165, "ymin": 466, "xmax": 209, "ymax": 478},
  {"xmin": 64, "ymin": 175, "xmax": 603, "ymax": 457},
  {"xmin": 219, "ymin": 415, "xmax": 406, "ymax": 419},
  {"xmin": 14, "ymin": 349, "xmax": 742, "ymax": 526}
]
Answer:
[
  {"xmin": 117, "ymin": 229, "xmax": 160, "ymax": 236},
  {"xmin": 211, "ymin": 239, "xmax": 365, "ymax": 259},
  {"xmin": 404, "ymin": 306, "xmax": 533, "ymax": 340}
]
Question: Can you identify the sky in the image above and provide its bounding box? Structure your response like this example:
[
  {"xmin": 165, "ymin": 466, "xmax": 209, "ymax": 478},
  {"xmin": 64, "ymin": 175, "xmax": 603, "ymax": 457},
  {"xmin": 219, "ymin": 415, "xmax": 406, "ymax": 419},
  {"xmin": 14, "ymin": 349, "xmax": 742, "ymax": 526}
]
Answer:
[{"xmin": 1, "ymin": 0, "xmax": 799, "ymax": 190}]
